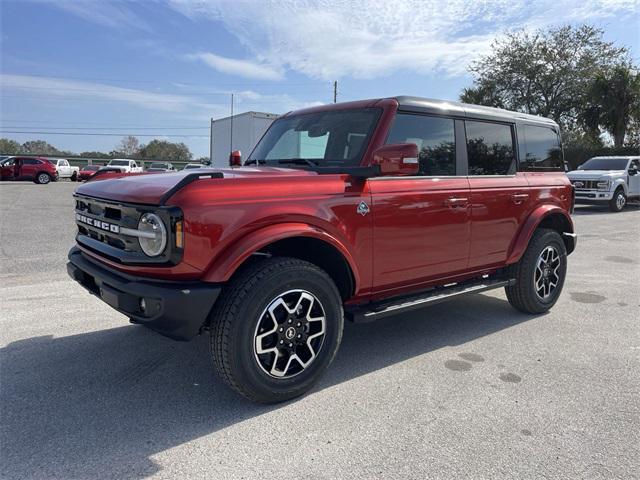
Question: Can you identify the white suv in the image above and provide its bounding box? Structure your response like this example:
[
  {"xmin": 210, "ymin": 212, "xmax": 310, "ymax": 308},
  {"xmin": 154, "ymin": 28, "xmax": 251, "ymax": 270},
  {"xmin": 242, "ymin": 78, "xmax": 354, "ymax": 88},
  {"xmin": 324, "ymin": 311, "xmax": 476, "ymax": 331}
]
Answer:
[{"xmin": 567, "ymin": 156, "xmax": 640, "ymax": 212}]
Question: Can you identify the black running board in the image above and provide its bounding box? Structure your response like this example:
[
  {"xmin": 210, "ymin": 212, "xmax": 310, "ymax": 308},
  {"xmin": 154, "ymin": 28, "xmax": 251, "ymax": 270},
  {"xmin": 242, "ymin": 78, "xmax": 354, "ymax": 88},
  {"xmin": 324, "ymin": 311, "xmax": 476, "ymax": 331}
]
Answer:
[{"xmin": 345, "ymin": 277, "xmax": 515, "ymax": 323}]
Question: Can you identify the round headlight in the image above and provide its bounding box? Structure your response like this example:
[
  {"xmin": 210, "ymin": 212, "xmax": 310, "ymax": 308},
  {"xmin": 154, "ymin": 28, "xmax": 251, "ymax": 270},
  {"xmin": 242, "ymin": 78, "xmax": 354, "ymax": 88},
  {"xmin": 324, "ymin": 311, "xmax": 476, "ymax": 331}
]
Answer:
[{"xmin": 138, "ymin": 213, "xmax": 167, "ymax": 257}]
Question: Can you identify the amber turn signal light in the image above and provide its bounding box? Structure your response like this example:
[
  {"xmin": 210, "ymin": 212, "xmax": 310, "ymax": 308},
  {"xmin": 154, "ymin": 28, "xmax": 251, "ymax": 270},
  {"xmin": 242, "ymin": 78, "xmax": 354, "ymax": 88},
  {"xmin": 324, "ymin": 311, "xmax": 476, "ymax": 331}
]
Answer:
[{"xmin": 175, "ymin": 220, "xmax": 184, "ymax": 248}]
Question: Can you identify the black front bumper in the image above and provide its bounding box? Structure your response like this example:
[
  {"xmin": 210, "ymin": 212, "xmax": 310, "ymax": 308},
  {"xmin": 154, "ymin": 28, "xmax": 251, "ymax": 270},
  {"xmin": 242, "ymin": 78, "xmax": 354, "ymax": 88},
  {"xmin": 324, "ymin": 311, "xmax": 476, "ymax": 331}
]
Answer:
[{"xmin": 67, "ymin": 247, "xmax": 221, "ymax": 341}]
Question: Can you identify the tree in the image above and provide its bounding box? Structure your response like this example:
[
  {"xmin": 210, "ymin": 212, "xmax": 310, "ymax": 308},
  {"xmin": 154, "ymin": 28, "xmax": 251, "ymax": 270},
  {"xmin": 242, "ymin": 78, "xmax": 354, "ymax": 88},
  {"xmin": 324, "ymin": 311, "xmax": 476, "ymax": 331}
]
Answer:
[
  {"xmin": 461, "ymin": 25, "xmax": 629, "ymax": 129},
  {"xmin": 584, "ymin": 64, "xmax": 640, "ymax": 147},
  {"xmin": 115, "ymin": 136, "xmax": 141, "ymax": 158},
  {"xmin": 79, "ymin": 151, "xmax": 113, "ymax": 159},
  {"xmin": 138, "ymin": 140, "xmax": 192, "ymax": 162},
  {"xmin": 0, "ymin": 138, "xmax": 22, "ymax": 155},
  {"xmin": 21, "ymin": 140, "xmax": 63, "ymax": 156}
]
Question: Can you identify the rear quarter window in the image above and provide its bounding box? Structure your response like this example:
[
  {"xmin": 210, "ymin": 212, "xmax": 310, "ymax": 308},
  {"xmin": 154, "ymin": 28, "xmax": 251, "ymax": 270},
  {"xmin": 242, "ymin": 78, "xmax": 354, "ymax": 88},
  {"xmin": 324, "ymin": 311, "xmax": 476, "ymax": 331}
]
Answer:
[{"xmin": 520, "ymin": 124, "xmax": 563, "ymax": 171}]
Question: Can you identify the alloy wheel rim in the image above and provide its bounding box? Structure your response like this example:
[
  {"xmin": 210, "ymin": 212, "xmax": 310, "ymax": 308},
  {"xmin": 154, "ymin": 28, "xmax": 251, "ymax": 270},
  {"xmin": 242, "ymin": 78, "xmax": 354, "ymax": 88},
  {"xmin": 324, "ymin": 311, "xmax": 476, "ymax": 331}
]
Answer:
[
  {"xmin": 616, "ymin": 193, "xmax": 625, "ymax": 210},
  {"xmin": 39, "ymin": 173, "xmax": 49, "ymax": 183},
  {"xmin": 253, "ymin": 289, "xmax": 326, "ymax": 379},
  {"xmin": 534, "ymin": 246, "xmax": 561, "ymax": 300}
]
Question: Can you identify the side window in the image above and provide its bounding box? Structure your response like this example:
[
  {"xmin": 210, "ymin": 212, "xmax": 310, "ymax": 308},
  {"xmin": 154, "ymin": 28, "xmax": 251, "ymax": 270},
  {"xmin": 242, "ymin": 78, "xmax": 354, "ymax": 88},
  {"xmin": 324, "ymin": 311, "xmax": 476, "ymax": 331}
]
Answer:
[
  {"xmin": 386, "ymin": 113, "xmax": 456, "ymax": 176},
  {"xmin": 466, "ymin": 121, "xmax": 515, "ymax": 175},
  {"xmin": 23, "ymin": 159, "xmax": 39, "ymax": 165},
  {"xmin": 520, "ymin": 124, "xmax": 562, "ymax": 171},
  {"xmin": 62, "ymin": 160, "xmax": 69, "ymax": 166}
]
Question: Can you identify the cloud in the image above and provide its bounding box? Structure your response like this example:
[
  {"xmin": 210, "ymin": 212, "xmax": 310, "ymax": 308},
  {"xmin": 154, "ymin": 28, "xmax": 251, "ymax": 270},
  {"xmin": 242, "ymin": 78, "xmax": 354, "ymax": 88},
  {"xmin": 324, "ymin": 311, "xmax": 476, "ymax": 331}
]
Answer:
[
  {"xmin": 38, "ymin": 0, "xmax": 151, "ymax": 31},
  {"xmin": 186, "ymin": 52, "xmax": 284, "ymax": 80},
  {"xmin": 168, "ymin": 0, "xmax": 639, "ymax": 79},
  {"xmin": 0, "ymin": 74, "xmax": 202, "ymax": 112},
  {"xmin": 0, "ymin": 74, "xmax": 320, "ymax": 122}
]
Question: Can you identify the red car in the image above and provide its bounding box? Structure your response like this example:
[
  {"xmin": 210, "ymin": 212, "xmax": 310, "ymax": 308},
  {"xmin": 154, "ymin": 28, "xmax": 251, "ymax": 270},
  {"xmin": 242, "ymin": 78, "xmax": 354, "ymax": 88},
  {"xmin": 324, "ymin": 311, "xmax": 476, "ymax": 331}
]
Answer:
[
  {"xmin": 0, "ymin": 156, "xmax": 58, "ymax": 184},
  {"xmin": 67, "ymin": 96, "xmax": 576, "ymax": 403},
  {"xmin": 77, "ymin": 164, "xmax": 101, "ymax": 181}
]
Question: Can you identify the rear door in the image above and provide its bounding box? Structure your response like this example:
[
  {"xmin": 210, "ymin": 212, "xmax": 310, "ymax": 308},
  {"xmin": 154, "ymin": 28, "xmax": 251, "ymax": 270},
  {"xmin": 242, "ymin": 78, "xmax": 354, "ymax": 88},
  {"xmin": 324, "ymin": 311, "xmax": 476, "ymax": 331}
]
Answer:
[
  {"xmin": 369, "ymin": 113, "xmax": 470, "ymax": 295},
  {"xmin": 465, "ymin": 120, "xmax": 530, "ymax": 269},
  {"xmin": 23, "ymin": 159, "xmax": 42, "ymax": 179}
]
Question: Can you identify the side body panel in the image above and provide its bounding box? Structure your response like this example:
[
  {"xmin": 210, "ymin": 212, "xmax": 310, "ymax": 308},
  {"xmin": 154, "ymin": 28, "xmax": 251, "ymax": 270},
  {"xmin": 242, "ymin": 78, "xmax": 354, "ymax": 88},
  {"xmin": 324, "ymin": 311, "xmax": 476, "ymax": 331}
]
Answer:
[
  {"xmin": 468, "ymin": 174, "xmax": 530, "ymax": 269},
  {"xmin": 368, "ymin": 177, "xmax": 471, "ymax": 296}
]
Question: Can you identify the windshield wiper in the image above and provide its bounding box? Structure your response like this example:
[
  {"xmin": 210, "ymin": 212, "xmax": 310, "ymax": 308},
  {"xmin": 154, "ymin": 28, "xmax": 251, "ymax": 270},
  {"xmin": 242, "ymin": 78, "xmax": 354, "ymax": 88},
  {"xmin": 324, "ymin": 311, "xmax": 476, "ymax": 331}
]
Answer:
[
  {"xmin": 244, "ymin": 159, "xmax": 267, "ymax": 165},
  {"xmin": 277, "ymin": 158, "xmax": 320, "ymax": 167}
]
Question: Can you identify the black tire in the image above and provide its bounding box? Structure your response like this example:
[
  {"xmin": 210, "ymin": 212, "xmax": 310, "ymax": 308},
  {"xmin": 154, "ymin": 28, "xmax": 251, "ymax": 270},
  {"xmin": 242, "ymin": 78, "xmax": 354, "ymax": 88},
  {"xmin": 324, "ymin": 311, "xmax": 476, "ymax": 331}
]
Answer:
[
  {"xmin": 71, "ymin": 171, "xmax": 78, "ymax": 181},
  {"xmin": 35, "ymin": 172, "xmax": 51, "ymax": 184},
  {"xmin": 209, "ymin": 256, "xmax": 344, "ymax": 403},
  {"xmin": 505, "ymin": 228, "xmax": 567, "ymax": 314},
  {"xmin": 608, "ymin": 188, "xmax": 626, "ymax": 212}
]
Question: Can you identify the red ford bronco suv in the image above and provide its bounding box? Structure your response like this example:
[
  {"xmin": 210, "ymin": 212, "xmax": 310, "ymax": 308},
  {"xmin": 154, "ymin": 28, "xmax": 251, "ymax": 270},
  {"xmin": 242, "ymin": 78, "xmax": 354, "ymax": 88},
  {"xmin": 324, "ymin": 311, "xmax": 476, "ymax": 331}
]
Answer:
[{"xmin": 67, "ymin": 97, "xmax": 576, "ymax": 403}]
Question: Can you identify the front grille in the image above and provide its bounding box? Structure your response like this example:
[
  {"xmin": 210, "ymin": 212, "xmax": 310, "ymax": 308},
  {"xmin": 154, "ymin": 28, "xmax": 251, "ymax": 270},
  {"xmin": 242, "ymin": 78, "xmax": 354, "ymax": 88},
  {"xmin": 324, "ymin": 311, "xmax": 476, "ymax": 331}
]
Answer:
[
  {"xmin": 75, "ymin": 196, "xmax": 143, "ymax": 254},
  {"xmin": 570, "ymin": 179, "xmax": 599, "ymax": 190},
  {"xmin": 74, "ymin": 195, "xmax": 183, "ymax": 265}
]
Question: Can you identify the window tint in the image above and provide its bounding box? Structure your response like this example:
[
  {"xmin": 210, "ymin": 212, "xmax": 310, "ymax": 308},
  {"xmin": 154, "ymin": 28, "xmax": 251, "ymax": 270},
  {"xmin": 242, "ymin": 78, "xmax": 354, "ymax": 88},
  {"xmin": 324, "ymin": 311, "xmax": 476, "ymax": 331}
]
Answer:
[
  {"xmin": 23, "ymin": 159, "xmax": 41, "ymax": 165},
  {"xmin": 386, "ymin": 114, "xmax": 456, "ymax": 175},
  {"xmin": 466, "ymin": 121, "xmax": 515, "ymax": 175},
  {"xmin": 521, "ymin": 124, "xmax": 562, "ymax": 171}
]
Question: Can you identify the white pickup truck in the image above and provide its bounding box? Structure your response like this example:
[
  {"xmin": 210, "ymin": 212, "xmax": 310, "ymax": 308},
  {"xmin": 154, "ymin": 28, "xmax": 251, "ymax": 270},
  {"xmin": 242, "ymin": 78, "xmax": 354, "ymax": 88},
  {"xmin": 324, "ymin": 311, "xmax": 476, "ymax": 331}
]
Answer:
[
  {"xmin": 567, "ymin": 156, "xmax": 640, "ymax": 212},
  {"xmin": 49, "ymin": 158, "xmax": 80, "ymax": 181},
  {"xmin": 100, "ymin": 159, "xmax": 143, "ymax": 173}
]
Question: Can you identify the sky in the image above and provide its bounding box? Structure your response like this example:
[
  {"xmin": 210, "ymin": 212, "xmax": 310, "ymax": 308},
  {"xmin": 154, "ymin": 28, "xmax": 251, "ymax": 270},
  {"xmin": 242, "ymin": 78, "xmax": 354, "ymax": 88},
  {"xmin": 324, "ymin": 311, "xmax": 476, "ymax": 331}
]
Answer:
[{"xmin": 1, "ymin": 0, "xmax": 638, "ymax": 158}]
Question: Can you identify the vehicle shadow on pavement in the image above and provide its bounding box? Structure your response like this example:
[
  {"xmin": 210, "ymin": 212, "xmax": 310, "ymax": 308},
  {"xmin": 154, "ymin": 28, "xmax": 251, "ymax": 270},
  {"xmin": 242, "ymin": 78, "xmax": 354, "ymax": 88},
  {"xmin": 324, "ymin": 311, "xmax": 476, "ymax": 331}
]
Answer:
[
  {"xmin": 1, "ymin": 294, "xmax": 536, "ymax": 479},
  {"xmin": 572, "ymin": 203, "xmax": 640, "ymax": 216}
]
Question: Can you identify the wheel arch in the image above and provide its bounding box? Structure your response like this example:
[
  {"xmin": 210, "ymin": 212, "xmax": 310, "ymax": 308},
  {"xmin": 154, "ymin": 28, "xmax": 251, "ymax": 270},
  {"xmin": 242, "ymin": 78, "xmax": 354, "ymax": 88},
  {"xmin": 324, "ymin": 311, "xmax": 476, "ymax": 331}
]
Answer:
[
  {"xmin": 507, "ymin": 206, "xmax": 575, "ymax": 264},
  {"xmin": 202, "ymin": 223, "xmax": 359, "ymax": 300}
]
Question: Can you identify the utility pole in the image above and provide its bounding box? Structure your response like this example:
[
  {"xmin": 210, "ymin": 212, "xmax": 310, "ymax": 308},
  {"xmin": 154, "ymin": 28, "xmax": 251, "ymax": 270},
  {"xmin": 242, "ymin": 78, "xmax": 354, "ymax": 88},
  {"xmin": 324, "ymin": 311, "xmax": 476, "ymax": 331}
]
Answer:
[
  {"xmin": 209, "ymin": 117, "xmax": 213, "ymax": 165},
  {"xmin": 229, "ymin": 93, "xmax": 234, "ymax": 157},
  {"xmin": 333, "ymin": 81, "xmax": 337, "ymax": 103}
]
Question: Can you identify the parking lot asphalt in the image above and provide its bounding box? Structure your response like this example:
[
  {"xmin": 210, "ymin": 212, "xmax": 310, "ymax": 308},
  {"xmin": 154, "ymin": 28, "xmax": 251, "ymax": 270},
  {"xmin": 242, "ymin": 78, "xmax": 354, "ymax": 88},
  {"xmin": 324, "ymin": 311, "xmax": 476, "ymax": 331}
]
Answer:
[{"xmin": 1, "ymin": 181, "xmax": 639, "ymax": 480}]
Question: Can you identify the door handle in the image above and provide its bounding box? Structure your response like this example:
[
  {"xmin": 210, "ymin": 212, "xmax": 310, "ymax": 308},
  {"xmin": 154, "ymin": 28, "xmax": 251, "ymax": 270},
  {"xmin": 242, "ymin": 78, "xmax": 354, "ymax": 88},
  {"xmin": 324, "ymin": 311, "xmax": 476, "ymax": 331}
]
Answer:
[
  {"xmin": 444, "ymin": 197, "xmax": 469, "ymax": 208},
  {"xmin": 511, "ymin": 193, "xmax": 529, "ymax": 205}
]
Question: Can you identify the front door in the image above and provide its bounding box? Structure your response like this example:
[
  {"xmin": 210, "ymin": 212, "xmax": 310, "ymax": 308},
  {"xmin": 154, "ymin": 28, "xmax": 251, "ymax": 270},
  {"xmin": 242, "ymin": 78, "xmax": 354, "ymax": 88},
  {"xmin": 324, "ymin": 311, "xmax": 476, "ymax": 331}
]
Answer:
[
  {"xmin": 465, "ymin": 120, "xmax": 530, "ymax": 269},
  {"xmin": 629, "ymin": 159, "xmax": 640, "ymax": 196},
  {"xmin": 370, "ymin": 113, "xmax": 470, "ymax": 296}
]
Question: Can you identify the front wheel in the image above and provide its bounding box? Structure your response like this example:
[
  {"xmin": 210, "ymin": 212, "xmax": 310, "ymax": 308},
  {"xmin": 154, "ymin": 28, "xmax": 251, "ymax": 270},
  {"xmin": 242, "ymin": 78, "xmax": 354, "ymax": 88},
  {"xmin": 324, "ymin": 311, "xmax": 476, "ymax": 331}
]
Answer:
[
  {"xmin": 209, "ymin": 257, "xmax": 344, "ymax": 403},
  {"xmin": 505, "ymin": 228, "xmax": 567, "ymax": 314},
  {"xmin": 609, "ymin": 188, "xmax": 626, "ymax": 212}
]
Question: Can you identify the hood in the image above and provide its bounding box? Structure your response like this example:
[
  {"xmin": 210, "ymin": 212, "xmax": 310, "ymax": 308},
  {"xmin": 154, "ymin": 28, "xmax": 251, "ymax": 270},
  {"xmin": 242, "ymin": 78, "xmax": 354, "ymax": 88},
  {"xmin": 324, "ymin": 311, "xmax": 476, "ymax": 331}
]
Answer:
[
  {"xmin": 75, "ymin": 166, "xmax": 322, "ymax": 205},
  {"xmin": 567, "ymin": 170, "xmax": 625, "ymax": 179}
]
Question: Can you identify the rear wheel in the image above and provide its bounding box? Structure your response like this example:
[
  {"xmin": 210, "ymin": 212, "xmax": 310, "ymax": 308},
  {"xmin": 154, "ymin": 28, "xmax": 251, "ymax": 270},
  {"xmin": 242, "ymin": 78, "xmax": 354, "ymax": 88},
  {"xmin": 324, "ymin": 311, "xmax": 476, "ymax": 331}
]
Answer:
[
  {"xmin": 209, "ymin": 257, "xmax": 344, "ymax": 403},
  {"xmin": 505, "ymin": 228, "xmax": 567, "ymax": 314},
  {"xmin": 71, "ymin": 171, "xmax": 78, "ymax": 181},
  {"xmin": 609, "ymin": 188, "xmax": 626, "ymax": 212},
  {"xmin": 35, "ymin": 172, "xmax": 51, "ymax": 184}
]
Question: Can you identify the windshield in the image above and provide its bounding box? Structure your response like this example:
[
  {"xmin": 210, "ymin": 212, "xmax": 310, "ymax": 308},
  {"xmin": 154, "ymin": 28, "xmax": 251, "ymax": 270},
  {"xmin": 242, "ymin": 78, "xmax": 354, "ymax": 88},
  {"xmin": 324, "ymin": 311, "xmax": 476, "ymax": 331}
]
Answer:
[
  {"xmin": 149, "ymin": 163, "xmax": 166, "ymax": 168},
  {"xmin": 84, "ymin": 165, "xmax": 99, "ymax": 171},
  {"xmin": 184, "ymin": 164, "xmax": 201, "ymax": 169},
  {"xmin": 109, "ymin": 160, "xmax": 130, "ymax": 166},
  {"xmin": 579, "ymin": 158, "xmax": 629, "ymax": 170},
  {"xmin": 248, "ymin": 108, "xmax": 381, "ymax": 167}
]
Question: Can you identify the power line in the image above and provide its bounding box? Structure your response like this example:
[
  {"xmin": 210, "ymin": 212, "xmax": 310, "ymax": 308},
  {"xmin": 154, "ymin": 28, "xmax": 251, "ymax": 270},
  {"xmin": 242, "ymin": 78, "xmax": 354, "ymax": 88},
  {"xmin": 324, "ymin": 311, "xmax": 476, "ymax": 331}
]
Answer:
[
  {"xmin": 0, "ymin": 130, "xmax": 209, "ymax": 138},
  {"xmin": 0, "ymin": 119, "xmax": 207, "ymax": 128},
  {"xmin": 2, "ymin": 73, "xmax": 330, "ymax": 87},
  {"xmin": 0, "ymin": 126, "xmax": 208, "ymax": 130}
]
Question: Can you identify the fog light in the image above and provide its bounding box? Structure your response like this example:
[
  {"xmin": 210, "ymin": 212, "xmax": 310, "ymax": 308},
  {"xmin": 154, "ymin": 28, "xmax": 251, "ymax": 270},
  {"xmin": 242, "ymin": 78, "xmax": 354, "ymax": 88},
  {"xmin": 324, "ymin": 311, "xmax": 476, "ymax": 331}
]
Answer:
[{"xmin": 140, "ymin": 298, "xmax": 147, "ymax": 312}]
